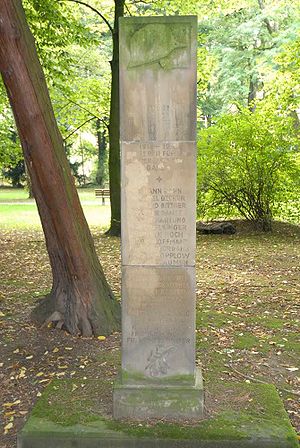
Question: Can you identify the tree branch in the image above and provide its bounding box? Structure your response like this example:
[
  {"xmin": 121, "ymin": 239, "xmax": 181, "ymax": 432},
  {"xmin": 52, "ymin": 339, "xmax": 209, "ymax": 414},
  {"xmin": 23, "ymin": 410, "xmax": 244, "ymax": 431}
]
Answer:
[
  {"xmin": 64, "ymin": 116, "xmax": 95, "ymax": 140},
  {"xmin": 61, "ymin": 0, "xmax": 113, "ymax": 34},
  {"xmin": 124, "ymin": 3, "xmax": 132, "ymax": 16},
  {"xmin": 60, "ymin": 92, "xmax": 103, "ymax": 121}
]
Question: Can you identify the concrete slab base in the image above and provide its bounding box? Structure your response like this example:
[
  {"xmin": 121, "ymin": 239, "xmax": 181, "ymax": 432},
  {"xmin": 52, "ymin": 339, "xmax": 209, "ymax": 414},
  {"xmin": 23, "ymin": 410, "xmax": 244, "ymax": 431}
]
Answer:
[{"xmin": 17, "ymin": 379, "xmax": 298, "ymax": 448}]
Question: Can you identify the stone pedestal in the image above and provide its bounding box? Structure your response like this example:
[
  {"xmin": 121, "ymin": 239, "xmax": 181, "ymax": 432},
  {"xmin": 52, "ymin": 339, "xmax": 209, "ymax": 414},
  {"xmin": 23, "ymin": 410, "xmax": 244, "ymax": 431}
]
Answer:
[
  {"xmin": 113, "ymin": 368, "xmax": 203, "ymax": 420},
  {"xmin": 114, "ymin": 15, "xmax": 203, "ymax": 420}
]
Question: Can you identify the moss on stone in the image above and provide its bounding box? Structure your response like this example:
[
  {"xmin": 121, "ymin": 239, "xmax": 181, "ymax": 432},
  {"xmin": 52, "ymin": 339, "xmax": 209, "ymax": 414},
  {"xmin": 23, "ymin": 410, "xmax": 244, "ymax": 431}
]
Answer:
[
  {"xmin": 30, "ymin": 379, "xmax": 109, "ymax": 427},
  {"xmin": 21, "ymin": 379, "xmax": 298, "ymax": 447},
  {"xmin": 120, "ymin": 369, "xmax": 194, "ymax": 385}
]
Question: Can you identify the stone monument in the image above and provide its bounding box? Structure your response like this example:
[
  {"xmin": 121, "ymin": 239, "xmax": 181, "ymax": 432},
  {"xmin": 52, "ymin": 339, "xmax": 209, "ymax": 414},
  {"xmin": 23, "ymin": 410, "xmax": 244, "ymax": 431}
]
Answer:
[{"xmin": 113, "ymin": 15, "xmax": 203, "ymax": 420}]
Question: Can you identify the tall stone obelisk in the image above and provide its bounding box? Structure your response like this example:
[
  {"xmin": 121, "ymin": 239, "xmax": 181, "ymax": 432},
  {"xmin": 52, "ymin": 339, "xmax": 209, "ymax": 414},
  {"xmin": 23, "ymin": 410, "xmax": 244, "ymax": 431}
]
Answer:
[{"xmin": 113, "ymin": 15, "xmax": 203, "ymax": 420}]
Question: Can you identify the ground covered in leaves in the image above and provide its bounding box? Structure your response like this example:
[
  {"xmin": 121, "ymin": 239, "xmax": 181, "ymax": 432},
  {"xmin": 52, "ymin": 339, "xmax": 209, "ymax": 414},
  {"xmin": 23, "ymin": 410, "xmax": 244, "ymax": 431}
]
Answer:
[{"xmin": 0, "ymin": 221, "xmax": 299, "ymax": 447}]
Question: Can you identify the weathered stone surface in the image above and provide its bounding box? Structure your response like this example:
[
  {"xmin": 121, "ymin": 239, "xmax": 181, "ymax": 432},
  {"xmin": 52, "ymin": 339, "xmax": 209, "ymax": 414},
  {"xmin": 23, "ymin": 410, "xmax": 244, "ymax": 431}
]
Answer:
[
  {"xmin": 116, "ymin": 15, "xmax": 200, "ymax": 421},
  {"xmin": 121, "ymin": 266, "xmax": 195, "ymax": 381},
  {"xmin": 18, "ymin": 436, "xmax": 298, "ymax": 448},
  {"xmin": 122, "ymin": 142, "xmax": 196, "ymax": 266},
  {"xmin": 119, "ymin": 16, "xmax": 197, "ymax": 142},
  {"xmin": 196, "ymin": 221, "xmax": 236, "ymax": 235},
  {"xmin": 113, "ymin": 369, "xmax": 204, "ymax": 420}
]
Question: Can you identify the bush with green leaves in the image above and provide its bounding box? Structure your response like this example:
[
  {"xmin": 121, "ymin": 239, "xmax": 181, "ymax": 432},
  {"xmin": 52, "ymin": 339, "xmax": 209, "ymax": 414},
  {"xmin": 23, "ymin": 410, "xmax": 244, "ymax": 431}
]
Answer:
[{"xmin": 197, "ymin": 105, "xmax": 300, "ymax": 231}]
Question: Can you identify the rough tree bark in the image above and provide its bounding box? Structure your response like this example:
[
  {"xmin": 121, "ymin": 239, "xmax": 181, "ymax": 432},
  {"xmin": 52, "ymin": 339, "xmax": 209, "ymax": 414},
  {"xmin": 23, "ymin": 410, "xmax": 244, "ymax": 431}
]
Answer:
[
  {"xmin": 0, "ymin": 0, "xmax": 120, "ymax": 336},
  {"xmin": 107, "ymin": 0, "xmax": 125, "ymax": 236}
]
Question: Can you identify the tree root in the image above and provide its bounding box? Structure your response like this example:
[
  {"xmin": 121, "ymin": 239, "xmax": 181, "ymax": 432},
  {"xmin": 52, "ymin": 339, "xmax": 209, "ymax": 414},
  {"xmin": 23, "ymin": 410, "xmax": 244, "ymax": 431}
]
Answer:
[{"xmin": 32, "ymin": 295, "xmax": 91, "ymax": 336}]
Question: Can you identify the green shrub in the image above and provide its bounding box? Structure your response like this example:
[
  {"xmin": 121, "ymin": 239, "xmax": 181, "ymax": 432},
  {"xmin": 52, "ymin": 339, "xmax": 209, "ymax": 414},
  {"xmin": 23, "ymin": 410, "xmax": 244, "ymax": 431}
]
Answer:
[{"xmin": 197, "ymin": 105, "xmax": 300, "ymax": 231}]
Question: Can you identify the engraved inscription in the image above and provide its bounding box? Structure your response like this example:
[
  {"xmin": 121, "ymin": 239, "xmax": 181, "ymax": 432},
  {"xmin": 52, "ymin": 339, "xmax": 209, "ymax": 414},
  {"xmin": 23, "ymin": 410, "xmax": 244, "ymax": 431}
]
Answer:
[
  {"xmin": 145, "ymin": 346, "xmax": 175, "ymax": 377},
  {"xmin": 122, "ymin": 266, "xmax": 195, "ymax": 377},
  {"xmin": 122, "ymin": 141, "xmax": 195, "ymax": 266}
]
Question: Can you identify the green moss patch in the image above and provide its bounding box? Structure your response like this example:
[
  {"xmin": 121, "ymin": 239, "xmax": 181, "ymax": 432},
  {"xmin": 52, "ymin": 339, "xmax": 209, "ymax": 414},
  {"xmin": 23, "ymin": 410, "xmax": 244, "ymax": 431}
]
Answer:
[
  {"xmin": 120, "ymin": 369, "xmax": 194, "ymax": 386},
  {"xmin": 233, "ymin": 333, "xmax": 261, "ymax": 350},
  {"xmin": 20, "ymin": 379, "xmax": 298, "ymax": 447},
  {"xmin": 29, "ymin": 379, "xmax": 111, "ymax": 427}
]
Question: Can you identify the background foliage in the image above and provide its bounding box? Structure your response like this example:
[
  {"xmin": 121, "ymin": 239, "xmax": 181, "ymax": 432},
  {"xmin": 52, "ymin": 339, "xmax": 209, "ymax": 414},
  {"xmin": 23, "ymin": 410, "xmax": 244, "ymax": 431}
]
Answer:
[{"xmin": 0, "ymin": 0, "xmax": 299, "ymax": 228}]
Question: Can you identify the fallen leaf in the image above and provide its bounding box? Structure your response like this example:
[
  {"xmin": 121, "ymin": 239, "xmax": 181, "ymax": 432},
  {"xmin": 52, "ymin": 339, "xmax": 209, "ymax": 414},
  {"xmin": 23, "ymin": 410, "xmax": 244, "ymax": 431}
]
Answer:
[
  {"xmin": 18, "ymin": 368, "xmax": 26, "ymax": 379},
  {"xmin": 3, "ymin": 400, "xmax": 21, "ymax": 408},
  {"xmin": 4, "ymin": 422, "xmax": 13, "ymax": 434},
  {"xmin": 4, "ymin": 411, "xmax": 16, "ymax": 417}
]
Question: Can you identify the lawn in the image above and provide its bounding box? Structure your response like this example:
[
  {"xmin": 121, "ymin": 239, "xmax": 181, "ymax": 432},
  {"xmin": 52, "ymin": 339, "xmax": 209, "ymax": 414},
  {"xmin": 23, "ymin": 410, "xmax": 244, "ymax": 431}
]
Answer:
[
  {"xmin": 0, "ymin": 187, "xmax": 110, "ymax": 229},
  {"xmin": 0, "ymin": 188, "xmax": 299, "ymax": 447}
]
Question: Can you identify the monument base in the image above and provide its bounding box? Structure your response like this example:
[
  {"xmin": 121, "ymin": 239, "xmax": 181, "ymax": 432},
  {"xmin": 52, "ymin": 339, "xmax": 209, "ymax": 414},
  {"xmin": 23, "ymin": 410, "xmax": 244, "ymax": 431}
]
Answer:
[
  {"xmin": 113, "ymin": 368, "xmax": 204, "ymax": 421},
  {"xmin": 17, "ymin": 379, "xmax": 298, "ymax": 448}
]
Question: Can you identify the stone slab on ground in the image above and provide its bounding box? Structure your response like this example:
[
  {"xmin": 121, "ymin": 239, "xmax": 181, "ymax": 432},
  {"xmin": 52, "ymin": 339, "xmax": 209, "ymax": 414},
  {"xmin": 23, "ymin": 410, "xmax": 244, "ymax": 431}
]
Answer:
[{"xmin": 18, "ymin": 379, "xmax": 298, "ymax": 448}]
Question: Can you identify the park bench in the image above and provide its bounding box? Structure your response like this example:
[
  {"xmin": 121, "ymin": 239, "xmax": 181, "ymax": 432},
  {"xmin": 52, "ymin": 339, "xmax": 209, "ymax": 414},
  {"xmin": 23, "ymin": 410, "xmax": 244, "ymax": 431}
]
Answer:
[{"xmin": 95, "ymin": 188, "xmax": 110, "ymax": 205}]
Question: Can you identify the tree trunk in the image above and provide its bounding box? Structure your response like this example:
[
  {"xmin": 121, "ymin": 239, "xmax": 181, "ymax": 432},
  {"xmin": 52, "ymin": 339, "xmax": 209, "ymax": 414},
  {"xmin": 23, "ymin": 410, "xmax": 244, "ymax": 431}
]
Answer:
[
  {"xmin": 96, "ymin": 118, "xmax": 107, "ymax": 187},
  {"xmin": 0, "ymin": 0, "xmax": 120, "ymax": 336},
  {"xmin": 248, "ymin": 77, "xmax": 258, "ymax": 111},
  {"xmin": 24, "ymin": 161, "xmax": 34, "ymax": 198},
  {"xmin": 106, "ymin": 0, "xmax": 124, "ymax": 236}
]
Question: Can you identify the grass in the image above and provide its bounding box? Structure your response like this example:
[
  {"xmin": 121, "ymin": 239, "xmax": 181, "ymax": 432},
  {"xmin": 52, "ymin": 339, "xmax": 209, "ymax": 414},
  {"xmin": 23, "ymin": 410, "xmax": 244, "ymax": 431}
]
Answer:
[
  {"xmin": 0, "ymin": 186, "xmax": 99, "ymax": 202},
  {"xmin": 195, "ymin": 222, "xmax": 300, "ymax": 406},
  {"xmin": 0, "ymin": 189, "xmax": 299, "ymax": 444},
  {"xmin": 0, "ymin": 188, "xmax": 29, "ymax": 201},
  {"xmin": 0, "ymin": 187, "xmax": 110, "ymax": 229}
]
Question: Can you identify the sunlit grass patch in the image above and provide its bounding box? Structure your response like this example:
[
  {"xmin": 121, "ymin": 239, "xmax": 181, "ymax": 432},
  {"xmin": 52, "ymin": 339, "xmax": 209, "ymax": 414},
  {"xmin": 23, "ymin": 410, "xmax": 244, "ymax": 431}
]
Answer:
[{"xmin": 0, "ymin": 204, "xmax": 110, "ymax": 229}]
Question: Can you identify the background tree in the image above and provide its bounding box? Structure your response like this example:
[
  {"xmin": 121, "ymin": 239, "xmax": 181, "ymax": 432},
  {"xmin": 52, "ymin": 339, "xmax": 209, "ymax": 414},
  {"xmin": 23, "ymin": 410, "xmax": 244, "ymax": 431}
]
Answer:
[
  {"xmin": 107, "ymin": 0, "xmax": 124, "ymax": 236},
  {"xmin": 197, "ymin": 0, "xmax": 300, "ymax": 118},
  {"xmin": 0, "ymin": 0, "xmax": 120, "ymax": 336},
  {"xmin": 0, "ymin": 0, "xmax": 102, "ymax": 185},
  {"xmin": 197, "ymin": 103, "xmax": 300, "ymax": 231},
  {"xmin": 96, "ymin": 119, "xmax": 109, "ymax": 187},
  {"xmin": 60, "ymin": 0, "xmax": 124, "ymax": 235}
]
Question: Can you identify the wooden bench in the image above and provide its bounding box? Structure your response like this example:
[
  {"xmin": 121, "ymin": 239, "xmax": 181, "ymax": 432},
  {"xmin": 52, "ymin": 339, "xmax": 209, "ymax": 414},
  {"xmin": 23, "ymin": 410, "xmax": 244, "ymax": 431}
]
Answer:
[{"xmin": 95, "ymin": 188, "xmax": 110, "ymax": 205}]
